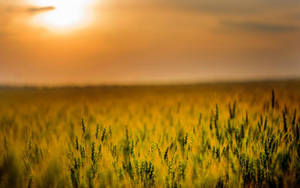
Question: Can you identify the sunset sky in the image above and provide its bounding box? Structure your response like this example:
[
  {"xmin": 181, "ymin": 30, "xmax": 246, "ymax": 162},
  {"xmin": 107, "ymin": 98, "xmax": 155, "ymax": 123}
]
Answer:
[{"xmin": 0, "ymin": 0, "xmax": 300, "ymax": 85}]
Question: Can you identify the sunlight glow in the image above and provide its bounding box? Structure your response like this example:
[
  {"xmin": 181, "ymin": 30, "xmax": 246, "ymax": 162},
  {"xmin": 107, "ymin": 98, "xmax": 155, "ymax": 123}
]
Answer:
[{"xmin": 31, "ymin": 0, "xmax": 93, "ymax": 32}]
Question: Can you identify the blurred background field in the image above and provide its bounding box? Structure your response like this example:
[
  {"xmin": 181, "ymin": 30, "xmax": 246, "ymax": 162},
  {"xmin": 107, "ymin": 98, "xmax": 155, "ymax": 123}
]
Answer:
[{"xmin": 0, "ymin": 80, "xmax": 300, "ymax": 187}]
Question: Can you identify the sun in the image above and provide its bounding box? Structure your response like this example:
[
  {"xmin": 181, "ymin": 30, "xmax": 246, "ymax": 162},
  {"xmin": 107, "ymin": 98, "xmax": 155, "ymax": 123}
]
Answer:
[{"xmin": 31, "ymin": 0, "xmax": 93, "ymax": 32}]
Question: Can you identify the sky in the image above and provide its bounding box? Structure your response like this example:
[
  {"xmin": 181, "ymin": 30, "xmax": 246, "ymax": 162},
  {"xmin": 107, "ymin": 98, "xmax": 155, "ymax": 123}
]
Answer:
[{"xmin": 0, "ymin": 0, "xmax": 300, "ymax": 85}]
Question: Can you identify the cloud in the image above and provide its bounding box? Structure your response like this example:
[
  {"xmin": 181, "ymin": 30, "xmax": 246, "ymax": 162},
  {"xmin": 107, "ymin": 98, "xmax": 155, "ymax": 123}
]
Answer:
[
  {"xmin": 2, "ymin": 5, "xmax": 55, "ymax": 14},
  {"xmin": 105, "ymin": 0, "xmax": 259, "ymax": 14},
  {"xmin": 221, "ymin": 21, "xmax": 299, "ymax": 33},
  {"xmin": 167, "ymin": 0, "xmax": 258, "ymax": 14},
  {"xmin": 156, "ymin": 0, "xmax": 300, "ymax": 15},
  {"xmin": 26, "ymin": 6, "xmax": 55, "ymax": 13}
]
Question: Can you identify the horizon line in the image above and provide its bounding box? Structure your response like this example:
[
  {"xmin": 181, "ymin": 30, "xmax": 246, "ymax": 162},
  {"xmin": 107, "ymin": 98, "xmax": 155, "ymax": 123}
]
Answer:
[{"xmin": 0, "ymin": 77, "xmax": 299, "ymax": 89}]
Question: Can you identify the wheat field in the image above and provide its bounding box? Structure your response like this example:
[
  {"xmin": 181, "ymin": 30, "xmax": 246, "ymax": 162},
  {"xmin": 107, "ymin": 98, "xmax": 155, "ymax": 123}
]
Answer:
[{"xmin": 0, "ymin": 81, "xmax": 300, "ymax": 187}]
